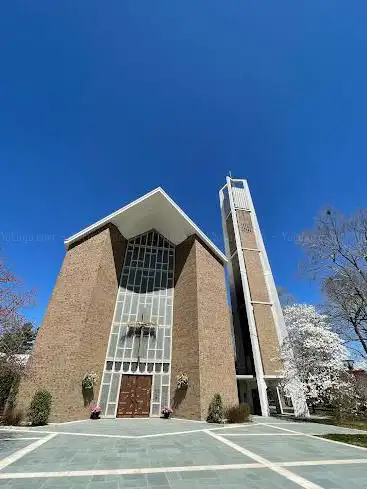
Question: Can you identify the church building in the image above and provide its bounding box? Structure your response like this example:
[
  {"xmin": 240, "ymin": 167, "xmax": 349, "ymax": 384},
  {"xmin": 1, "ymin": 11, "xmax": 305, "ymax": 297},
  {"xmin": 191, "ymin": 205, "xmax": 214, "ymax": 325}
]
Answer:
[
  {"xmin": 17, "ymin": 178, "xmax": 306, "ymax": 421},
  {"xmin": 17, "ymin": 187, "xmax": 238, "ymax": 421}
]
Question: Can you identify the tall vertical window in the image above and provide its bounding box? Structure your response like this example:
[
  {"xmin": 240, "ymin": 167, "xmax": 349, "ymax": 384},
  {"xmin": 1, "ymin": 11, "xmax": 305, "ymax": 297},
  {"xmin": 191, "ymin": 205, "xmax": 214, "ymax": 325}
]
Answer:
[{"xmin": 99, "ymin": 230, "xmax": 175, "ymax": 416}]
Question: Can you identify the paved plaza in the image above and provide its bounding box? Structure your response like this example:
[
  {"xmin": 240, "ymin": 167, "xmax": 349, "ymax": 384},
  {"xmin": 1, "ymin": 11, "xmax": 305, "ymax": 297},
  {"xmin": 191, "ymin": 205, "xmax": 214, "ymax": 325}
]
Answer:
[{"xmin": 0, "ymin": 417, "xmax": 366, "ymax": 488}]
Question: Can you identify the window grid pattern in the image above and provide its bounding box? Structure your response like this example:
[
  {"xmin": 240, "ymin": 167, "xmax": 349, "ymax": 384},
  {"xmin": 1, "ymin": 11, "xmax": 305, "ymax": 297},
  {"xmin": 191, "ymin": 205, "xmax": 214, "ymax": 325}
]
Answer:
[{"xmin": 99, "ymin": 230, "xmax": 175, "ymax": 417}]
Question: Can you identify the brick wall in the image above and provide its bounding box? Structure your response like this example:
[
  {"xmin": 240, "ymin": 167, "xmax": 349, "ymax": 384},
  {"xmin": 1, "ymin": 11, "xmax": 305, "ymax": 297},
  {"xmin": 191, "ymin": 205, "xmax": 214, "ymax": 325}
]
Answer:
[
  {"xmin": 235, "ymin": 209, "xmax": 283, "ymax": 376},
  {"xmin": 171, "ymin": 236, "xmax": 237, "ymax": 420},
  {"xmin": 237, "ymin": 210, "xmax": 257, "ymax": 249},
  {"xmin": 170, "ymin": 236, "xmax": 201, "ymax": 419},
  {"xmin": 243, "ymin": 250, "xmax": 269, "ymax": 303},
  {"xmin": 196, "ymin": 239, "xmax": 238, "ymax": 419},
  {"xmin": 16, "ymin": 225, "xmax": 126, "ymax": 422},
  {"xmin": 252, "ymin": 304, "xmax": 283, "ymax": 375}
]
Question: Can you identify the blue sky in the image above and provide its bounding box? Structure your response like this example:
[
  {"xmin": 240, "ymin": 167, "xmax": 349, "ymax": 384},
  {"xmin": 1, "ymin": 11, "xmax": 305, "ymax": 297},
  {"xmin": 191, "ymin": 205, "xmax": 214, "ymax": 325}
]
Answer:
[{"xmin": 0, "ymin": 1, "xmax": 366, "ymax": 326}]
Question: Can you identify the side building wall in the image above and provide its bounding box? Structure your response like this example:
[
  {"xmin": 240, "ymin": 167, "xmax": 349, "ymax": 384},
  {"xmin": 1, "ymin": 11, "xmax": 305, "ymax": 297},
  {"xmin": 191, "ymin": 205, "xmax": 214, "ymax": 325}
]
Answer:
[
  {"xmin": 16, "ymin": 225, "xmax": 126, "ymax": 422},
  {"xmin": 171, "ymin": 236, "xmax": 201, "ymax": 419},
  {"xmin": 171, "ymin": 235, "xmax": 238, "ymax": 420},
  {"xmin": 196, "ymin": 239, "xmax": 239, "ymax": 419}
]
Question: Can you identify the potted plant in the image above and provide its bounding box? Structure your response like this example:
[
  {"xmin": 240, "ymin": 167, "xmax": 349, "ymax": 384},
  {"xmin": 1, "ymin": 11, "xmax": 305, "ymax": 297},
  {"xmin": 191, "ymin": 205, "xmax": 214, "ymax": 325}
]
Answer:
[
  {"xmin": 176, "ymin": 373, "xmax": 189, "ymax": 389},
  {"xmin": 82, "ymin": 372, "xmax": 98, "ymax": 391},
  {"xmin": 161, "ymin": 406, "xmax": 173, "ymax": 419},
  {"xmin": 90, "ymin": 404, "xmax": 101, "ymax": 420}
]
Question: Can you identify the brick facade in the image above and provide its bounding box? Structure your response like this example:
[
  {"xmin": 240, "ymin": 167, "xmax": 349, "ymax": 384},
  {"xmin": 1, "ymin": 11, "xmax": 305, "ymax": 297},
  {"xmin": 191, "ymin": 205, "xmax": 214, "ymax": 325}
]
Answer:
[
  {"xmin": 171, "ymin": 236, "xmax": 238, "ymax": 420},
  {"xmin": 236, "ymin": 209, "xmax": 283, "ymax": 376},
  {"xmin": 16, "ymin": 225, "xmax": 126, "ymax": 422},
  {"xmin": 237, "ymin": 210, "xmax": 257, "ymax": 249},
  {"xmin": 196, "ymin": 239, "xmax": 238, "ymax": 419},
  {"xmin": 171, "ymin": 236, "xmax": 202, "ymax": 419},
  {"xmin": 243, "ymin": 250, "xmax": 269, "ymax": 303},
  {"xmin": 252, "ymin": 304, "xmax": 283, "ymax": 375},
  {"xmin": 18, "ymin": 223, "xmax": 236, "ymax": 422}
]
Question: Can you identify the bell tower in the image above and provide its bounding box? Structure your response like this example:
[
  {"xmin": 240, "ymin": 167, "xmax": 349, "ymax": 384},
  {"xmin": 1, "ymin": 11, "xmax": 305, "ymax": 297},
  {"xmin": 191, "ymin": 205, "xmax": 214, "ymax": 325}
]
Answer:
[{"xmin": 219, "ymin": 176, "xmax": 308, "ymax": 416}]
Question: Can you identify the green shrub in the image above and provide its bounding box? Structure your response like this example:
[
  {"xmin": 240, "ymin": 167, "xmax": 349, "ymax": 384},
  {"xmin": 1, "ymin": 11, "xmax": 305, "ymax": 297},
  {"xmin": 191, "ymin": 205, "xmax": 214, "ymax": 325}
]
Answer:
[
  {"xmin": 225, "ymin": 403, "xmax": 251, "ymax": 423},
  {"xmin": 207, "ymin": 393, "xmax": 224, "ymax": 423},
  {"xmin": 2, "ymin": 408, "xmax": 23, "ymax": 426},
  {"xmin": 28, "ymin": 390, "xmax": 52, "ymax": 426}
]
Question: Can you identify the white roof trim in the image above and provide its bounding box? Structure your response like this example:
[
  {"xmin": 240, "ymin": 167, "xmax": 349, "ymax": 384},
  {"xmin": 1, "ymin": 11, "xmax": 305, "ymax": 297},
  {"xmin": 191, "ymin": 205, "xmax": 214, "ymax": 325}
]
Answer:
[{"xmin": 64, "ymin": 187, "xmax": 227, "ymax": 264}]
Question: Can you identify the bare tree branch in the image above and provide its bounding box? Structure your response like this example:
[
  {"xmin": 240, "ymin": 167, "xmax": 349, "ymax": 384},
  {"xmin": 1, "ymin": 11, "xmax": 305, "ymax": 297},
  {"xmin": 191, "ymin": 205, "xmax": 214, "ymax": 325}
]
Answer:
[
  {"xmin": 0, "ymin": 253, "xmax": 36, "ymax": 376},
  {"xmin": 299, "ymin": 208, "xmax": 367, "ymax": 359}
]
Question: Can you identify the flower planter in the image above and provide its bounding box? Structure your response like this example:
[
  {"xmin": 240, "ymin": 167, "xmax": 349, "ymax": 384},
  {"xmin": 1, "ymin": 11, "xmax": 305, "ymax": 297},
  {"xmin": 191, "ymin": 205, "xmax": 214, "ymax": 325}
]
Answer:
[
  {"xmin": 82, "ymin": 372, "xmax": 98, "ymax": 392},
  {"xmin": 161, "ymin": 406, "xmax": 173, "ymax": 418},
  {"xmin": 90, "ymin": 412, "xmax": 100, "ymax": 420},
  {"xmin": 176, "ymin": 374, "xmax": 189, "ymax": 390}
]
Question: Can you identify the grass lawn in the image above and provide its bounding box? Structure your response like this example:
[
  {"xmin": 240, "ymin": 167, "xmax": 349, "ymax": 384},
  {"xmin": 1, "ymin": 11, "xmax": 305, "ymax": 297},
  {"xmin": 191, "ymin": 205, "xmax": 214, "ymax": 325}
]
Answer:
[
  {"xmin": 334, "ymin": 419, "xmax": 367, "ymax": 431},
  {"xmin": 319, "ymin": 433, "xmax": 367, "ymax": 448},
  {"xmin": 278, "ymin": 415, "xmax": 367, "ymax": 431}
]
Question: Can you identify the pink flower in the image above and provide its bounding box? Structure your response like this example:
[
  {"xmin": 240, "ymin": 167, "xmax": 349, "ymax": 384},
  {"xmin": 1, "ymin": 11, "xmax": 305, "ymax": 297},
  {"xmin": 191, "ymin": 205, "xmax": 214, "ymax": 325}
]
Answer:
[{"xmin": 90, "ymin": 404, "xmax": 101, "ymax": 413}]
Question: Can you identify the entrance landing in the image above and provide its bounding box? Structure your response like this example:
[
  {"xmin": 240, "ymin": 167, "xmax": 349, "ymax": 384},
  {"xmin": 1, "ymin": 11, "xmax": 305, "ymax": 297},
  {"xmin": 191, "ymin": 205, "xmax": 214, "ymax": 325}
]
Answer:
[
  {"xmin": 35, "ymin": 417, "xmax": 208, "ymax": 437},
  {"xmin": 0, "ymin": 417, "xmax": 366, "ymax": 488}
]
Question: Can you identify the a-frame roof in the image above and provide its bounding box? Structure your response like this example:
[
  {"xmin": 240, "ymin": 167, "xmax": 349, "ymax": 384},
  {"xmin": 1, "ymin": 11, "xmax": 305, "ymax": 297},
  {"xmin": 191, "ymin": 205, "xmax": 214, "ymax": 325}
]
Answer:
[{"xmin": 64, "ymin": 187, "xmax": 227, "ymax": 264}]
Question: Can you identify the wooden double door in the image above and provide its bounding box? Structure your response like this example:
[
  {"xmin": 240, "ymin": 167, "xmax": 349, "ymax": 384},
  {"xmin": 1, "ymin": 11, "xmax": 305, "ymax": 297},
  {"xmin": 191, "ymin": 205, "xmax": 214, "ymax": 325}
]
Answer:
[{"xmin": 117, "ymin": 375, "xmax": 152, "ymax": 418}]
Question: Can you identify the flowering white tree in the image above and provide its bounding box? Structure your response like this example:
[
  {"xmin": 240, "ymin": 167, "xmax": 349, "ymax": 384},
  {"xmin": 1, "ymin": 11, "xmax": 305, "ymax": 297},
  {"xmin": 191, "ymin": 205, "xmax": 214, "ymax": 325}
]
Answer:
[
  {"xmin": 281, "ymin": 304, "xmax": 350, "ymax": 412},
  {"xmin": 355, "ymin": 360, "xmax": 367, "ymax": 372}
]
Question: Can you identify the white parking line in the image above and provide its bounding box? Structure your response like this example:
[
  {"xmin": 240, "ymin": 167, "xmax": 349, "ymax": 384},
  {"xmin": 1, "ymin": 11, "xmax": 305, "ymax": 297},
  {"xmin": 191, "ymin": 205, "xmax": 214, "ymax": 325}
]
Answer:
[
  {"xmin": 0, "ymin": 428, "xmax": 50, "ymax": 434},
  {"xmin": 222, "ymin": 433, "xmax": 304, "ymax": 436},
  {"xmin": 281, "ymin": 458, "xmax": 367, "ymax": 467},
  {"xmin": 0, "ymin": 463, "xmax": 263, "ymax": 479},
  {"xmin": 0, "ymin": 429, "xmax": 134, "ymax": 439},
  {"xmin": 139, "ymin": 423, "xmax": 252, "ymax": 438},
  {"xmin": 258, "ymin": 422, "xmax": 367, "ymax": 452},
  {"xmin": 0, "ymin": 420, "xmax": 363, "ymax": 445},
  {"xmin": 205, "ymin": 430, "xmax": 324, "ymax": 489},
  {"xmin": 0, "ymin": 433, "xmax": 58, "ymax": 471},
  {"xmin": 1, "ymin": 458, "xmax": 367, "ymax": 480},
  {"xmin": 254, "ymin": 421, "xmax": 308, "ymax": 425},
  {"xmin": 171, "ymin": 418, "xmax": 207, "ymax": 423},
  {"xmin": 0, "ymin": 438, "xmax": 42, "ymax": 441},
  {"xmin": 1, "ymin": 427, "xmax": 230, "ymax": 440},
  {"xmin": 255, "ymin": 420, "xmax": 367, "ymax": 433},
  {"xmin": 0, "ymin": 423, "xmax": 253, "ymax": 441}
]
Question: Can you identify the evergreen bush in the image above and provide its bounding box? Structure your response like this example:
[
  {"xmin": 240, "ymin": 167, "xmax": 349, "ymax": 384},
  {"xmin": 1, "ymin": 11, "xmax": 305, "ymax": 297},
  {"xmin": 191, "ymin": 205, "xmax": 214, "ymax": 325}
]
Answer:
[
  {"xmin": 206, "ymin": 393, "xmax": 224, "ymax": 423},
  {"xmin": 28, "ymin": 390, "xmax": 52, "ymax": 426}
]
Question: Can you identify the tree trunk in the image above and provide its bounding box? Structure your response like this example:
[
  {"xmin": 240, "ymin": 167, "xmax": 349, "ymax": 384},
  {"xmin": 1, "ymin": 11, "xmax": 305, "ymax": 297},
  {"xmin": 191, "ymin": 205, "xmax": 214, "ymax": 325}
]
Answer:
[{"xmin": 352, "ymin": 322, "xmax": 367, "ymax": 356}]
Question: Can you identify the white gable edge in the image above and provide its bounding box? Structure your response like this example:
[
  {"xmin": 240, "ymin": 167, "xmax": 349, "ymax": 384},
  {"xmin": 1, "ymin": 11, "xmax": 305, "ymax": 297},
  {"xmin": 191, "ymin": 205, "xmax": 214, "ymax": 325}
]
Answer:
[{"xmin": 64, "ymin": 187, "xmax": 227, "ymax": 264}]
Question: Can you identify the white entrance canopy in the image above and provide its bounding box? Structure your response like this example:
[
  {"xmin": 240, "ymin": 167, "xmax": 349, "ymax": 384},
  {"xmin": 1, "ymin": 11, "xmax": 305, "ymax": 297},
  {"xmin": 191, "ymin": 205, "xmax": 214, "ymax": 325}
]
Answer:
[{"xmin": 64, "ymin": 187, "xmax": 227, "ymax": 264}]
